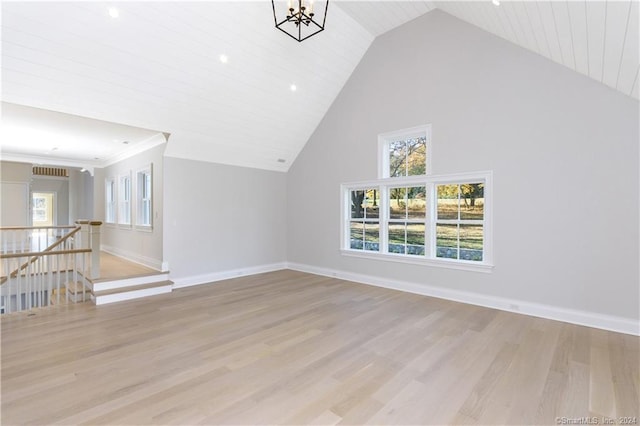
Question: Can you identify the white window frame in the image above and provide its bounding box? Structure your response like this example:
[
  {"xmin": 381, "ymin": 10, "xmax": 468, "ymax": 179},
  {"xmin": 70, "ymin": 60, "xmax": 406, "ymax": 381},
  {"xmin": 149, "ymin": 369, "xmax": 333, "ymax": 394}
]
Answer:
[
  {"xmin": 105, "ymin": 177, "xmax": 116, "ymax": 224},
  {"xmin": 136, "ymin": 165, "xmax": 153, "ymax": 230},
  {"xmin": 118, "ymin": 173, "xmax": 132, "ymax": 227},
  {"xmin": 341, "ymin": 171, "xmax": 493, "ymax": 273},
  {"xmin": 378, "ymin": 124, "xmax": 432, "ymax": 179}
]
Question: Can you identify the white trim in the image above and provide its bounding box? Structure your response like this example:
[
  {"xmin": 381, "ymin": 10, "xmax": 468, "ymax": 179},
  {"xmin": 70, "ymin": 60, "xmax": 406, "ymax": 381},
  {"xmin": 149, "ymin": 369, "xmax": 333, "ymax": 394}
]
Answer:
[
  {"xmin": 101, "ymin": 244, "xmax": 166, "ymax": 272},
  {"xmin": 1, "ymin": 153, "xmax": 96, "ymax": 175},
  {"xmin": 340, "ymin": 249, "xmax": 493, "ymax": 272},
  {"xmin": 101, "ymin": 134, "xmax": 166, "ymax": 168},
  {"xmin": 286, "ymin": 262, "xmax": 639, "ymax": 336},
  {"xmin": 172, "ymin": 262, "xmax": 287, "ymax": 289}
]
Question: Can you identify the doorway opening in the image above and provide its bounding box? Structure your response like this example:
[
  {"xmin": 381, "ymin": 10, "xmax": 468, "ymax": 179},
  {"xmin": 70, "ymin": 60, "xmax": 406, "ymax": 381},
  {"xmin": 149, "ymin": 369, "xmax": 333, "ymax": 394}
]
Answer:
[{"xmin": 32, "ymin": 192, "xmax": 56, "ymax": 226}]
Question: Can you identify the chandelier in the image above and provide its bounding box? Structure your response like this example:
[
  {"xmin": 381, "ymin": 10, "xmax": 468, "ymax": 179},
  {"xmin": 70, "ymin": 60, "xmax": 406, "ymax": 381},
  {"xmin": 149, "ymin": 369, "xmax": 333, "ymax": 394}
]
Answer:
[{"xmin": 272, "ymin": 0, "xmax": 329, "ymax": 42}]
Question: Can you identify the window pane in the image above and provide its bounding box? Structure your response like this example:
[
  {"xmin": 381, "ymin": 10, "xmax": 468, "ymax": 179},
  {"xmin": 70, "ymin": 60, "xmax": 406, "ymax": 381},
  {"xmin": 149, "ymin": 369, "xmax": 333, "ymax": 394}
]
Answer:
[
  {"xmin": 460, "ymin": 183, "xmax": 484, "ymax": 220},
  {"xmin": 142, "ymin": 199, "xmax": 151, "ymax": 226},
  {"xmin": 460, "ymin": 225, "xmax": 483, "ymax": 261},
  {"xmin": 389, "ymin": 140, "xmax": 407, "ymax": 177},
  {"xmin": 388, "ymin": 223, "xmax": 406, "ymax": 253},
  {"xmin": 436, "ymin": 224, "xmax": 458, "ymax": 259},
  {"xmin": 406, "ymin": 223, "xmax": 425, "ymax": 255},
  {"xmin": 364, "ymin": 189, "xmax": 379, "ymax": 219},
  {"xmin": 406, "ymin": 137, "xmax": 426, "ymax": 176},
  {"xmin": 349, "ymin": 222, "xmax": 363, "ymax": 250},
  {"xmin": 351, "ymin": 189, "xmax": 378, "ymax": 219},
  {"xmin": 407, "ymin": 186, "xmax": 426, "ymax": 219},
  {"xmin": 389, "ymin": 188, "xmax": 407, "ymax": 219},
  {"xmin": 364, "ymin": 222, "xmax": 379, "ymax": 251},
  {"xmin": 437, "ymin": 184, "xmax": 459, "ymax": 220},
  {"xmin": 350, "ymin": 190, "xmax": 365, "ymax": 219}
]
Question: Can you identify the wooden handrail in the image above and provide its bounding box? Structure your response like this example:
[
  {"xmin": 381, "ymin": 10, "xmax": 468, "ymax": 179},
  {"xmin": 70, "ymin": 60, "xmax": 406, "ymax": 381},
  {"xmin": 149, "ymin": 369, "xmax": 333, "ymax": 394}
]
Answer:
[
  {"xmin": 0, "ymin": 248, "xmax": 91, "ymax": 285},
  {"xmin": 2, "ymin": 226, "xmax": 83, "ymax": 281},
  {"xmin": 0, "ymin": 248, "xmax": 91, "ymax": 259},
  {"xmin": 0, "ymin": 225, "xmax": 77, "ymax": 231}
]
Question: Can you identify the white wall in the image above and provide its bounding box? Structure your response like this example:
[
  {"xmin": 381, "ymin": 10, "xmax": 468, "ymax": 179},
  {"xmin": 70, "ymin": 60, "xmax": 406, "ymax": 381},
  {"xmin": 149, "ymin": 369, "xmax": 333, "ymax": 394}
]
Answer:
[
  {"xmin": 164, "ymin": 157, "xmax": 287, "ymax": 284},
  {"xmin": 94, "ymin": 142, "xmax": 165, "ymax": 270},
  {"xmin": 286, "ymin": 11, "xmax": 639, "ymax": 327}
]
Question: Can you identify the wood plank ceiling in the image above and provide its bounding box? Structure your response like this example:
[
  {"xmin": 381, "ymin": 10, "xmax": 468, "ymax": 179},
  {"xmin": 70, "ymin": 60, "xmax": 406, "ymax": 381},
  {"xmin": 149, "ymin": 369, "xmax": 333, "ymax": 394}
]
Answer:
[{"xmin": 1, "ymin": 1, "xmax": 637, "ymax": 172}]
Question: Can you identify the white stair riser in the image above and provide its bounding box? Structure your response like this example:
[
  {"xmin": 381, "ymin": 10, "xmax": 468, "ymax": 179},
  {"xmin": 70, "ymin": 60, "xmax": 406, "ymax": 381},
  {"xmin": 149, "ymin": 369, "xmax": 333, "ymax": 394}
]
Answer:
[
  {"xmin": 93, "ymin": 274, "xmax": 169, "ymax": 292},
  {"xmin": 93, "ymin": 285, "xmax": 172, "ymax": 305}
]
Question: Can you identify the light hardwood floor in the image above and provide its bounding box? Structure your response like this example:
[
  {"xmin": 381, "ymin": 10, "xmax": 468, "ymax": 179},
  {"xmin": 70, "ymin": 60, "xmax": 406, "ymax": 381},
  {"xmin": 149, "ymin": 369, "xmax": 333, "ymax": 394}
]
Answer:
[
  {"xmin": 1, "ymin": 270, "xmax": 638, "ymax": 425},
  {"xmin": 96, "ymin": 251, "xmax": 160, "ymax": 281}
]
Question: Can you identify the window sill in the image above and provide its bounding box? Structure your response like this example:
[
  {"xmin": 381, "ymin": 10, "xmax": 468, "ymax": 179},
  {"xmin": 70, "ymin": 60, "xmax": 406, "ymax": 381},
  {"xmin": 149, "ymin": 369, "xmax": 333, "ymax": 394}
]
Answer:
[
  {"xmin": 340, "ymin": 249, "xmax": 494, "ymax": 273},
  {"xmin": 135, "ymin": 225, "xmax": 153, "ymax": 233}
]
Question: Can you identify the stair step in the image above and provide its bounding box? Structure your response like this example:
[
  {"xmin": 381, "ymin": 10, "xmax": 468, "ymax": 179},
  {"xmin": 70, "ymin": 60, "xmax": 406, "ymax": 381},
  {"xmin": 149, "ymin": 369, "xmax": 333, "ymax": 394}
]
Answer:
[
  {"xmin": 92, "ymin": 280, "xmax": 173, "ymax": 306},
  {"xmin": 92, "ymin": 272, "xmax": 170, "ymax": 292}
]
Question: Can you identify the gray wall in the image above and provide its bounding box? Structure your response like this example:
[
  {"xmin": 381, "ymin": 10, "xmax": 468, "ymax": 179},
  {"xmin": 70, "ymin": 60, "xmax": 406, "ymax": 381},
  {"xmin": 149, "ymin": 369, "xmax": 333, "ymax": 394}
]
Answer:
[
  {"xmin": 94, "ymin": 142, "xmax": 165, "ymax": 268},
  {"xmin": 164, "ymin": 157, "xmax": 287, "ymax": 280},
  {"xmin": 0, "ymin": 161, "xmax": 32, "ymax": 226},
  {"xmin": 68, "ymin": 169, "xmax": 93, "ymax": 223},
  {"xmin": 286, "ymin": 11, "xmax": 639, "ymax": 321}
]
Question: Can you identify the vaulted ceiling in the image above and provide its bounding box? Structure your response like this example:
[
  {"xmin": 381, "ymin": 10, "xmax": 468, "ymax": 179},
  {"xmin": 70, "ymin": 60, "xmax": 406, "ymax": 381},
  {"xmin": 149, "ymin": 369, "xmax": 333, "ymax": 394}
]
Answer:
[{"xmin": 1, "ymin": 1, "xmax": 638, "ymax": 172}]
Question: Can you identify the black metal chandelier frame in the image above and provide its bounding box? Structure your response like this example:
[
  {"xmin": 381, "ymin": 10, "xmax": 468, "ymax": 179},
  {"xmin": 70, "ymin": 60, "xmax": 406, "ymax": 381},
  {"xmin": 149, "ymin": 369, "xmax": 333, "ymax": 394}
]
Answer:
[{"xmin": 272, "ymin": 0, "xmax": 329, "ymax": 42}]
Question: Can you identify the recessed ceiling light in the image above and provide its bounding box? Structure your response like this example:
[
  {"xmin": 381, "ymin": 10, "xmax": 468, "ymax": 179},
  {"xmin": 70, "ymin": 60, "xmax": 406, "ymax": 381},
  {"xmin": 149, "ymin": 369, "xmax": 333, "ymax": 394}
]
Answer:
[
  {"xmin": 492, "ymin": 0, "xmax": 500, "ymax": 6},
  {"xmin": 219, "ymin": 54, "xmax": 228, "ymax": 64},
  {"xmin": 51, "ymin": 147, "xmax": 58, "ymax": 151},
  {"xmin": 290, "ymin": 84, "xmax": 297, "ymax": 92},
  {"xmin": 80, "ymin": 168, "xmax": 87, "ymax": 172},
  {"xmin": 108, "ymin": 7, "xmax": 119, "ymax": 18}
]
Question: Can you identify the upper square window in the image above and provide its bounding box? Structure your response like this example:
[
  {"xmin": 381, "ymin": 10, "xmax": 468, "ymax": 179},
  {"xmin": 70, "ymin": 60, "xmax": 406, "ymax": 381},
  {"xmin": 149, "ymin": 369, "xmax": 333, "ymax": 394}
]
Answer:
[{"xmin": 378, "ymin": 125, "xmax": 431, "ymax": 178}]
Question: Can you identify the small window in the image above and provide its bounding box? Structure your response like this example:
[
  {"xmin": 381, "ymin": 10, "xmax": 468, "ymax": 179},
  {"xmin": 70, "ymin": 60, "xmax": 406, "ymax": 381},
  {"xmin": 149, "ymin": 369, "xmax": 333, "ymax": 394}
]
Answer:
[
  {"xmin": 118, "ymin": 175, "xmax": 131, "ymax": 225},
  {"xmin": 379, "ymin": 125, "xmax": 431, "ymax": 178},
  {"xmin": 105, "ymin": 178, "xmax": 116, "ymax": 224},
  {"xmin": 136, "ymin": 167, "xmax": 152, "ymax": 228}
]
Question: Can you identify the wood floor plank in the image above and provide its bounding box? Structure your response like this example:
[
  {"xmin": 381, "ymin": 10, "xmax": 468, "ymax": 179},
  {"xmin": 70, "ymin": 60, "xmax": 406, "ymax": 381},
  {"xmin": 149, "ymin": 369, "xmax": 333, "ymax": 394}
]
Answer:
[{"xmin": 1, "ymin": 270, "xmax": 638, "ymax": 425}]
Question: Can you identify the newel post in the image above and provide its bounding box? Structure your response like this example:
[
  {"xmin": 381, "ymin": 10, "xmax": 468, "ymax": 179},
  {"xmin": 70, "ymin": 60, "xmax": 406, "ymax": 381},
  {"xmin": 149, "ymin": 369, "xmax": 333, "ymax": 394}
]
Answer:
[{"xmin": 89, "ymin": 221, "xmax": 102, "ymax": 279}]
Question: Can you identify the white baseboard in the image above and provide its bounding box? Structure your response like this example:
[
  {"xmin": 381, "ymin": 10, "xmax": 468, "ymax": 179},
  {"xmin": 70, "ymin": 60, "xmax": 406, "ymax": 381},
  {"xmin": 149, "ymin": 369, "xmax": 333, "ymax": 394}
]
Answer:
[
  {"xmin": 172, "ymin": 262, "xmax": 287, "ymax": 289},
  {"xmin": 286, "ymin": 262, "xmax": 639, "ymax": 336},
  {"xmin": 101, "ymin": 245, "xmax": 167, "ymax": 272}
]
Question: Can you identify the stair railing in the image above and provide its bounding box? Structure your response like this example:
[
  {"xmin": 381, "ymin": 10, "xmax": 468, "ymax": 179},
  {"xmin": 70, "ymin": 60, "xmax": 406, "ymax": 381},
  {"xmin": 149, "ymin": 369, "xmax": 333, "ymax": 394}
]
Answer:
[{"xmin": 0, "ymin": 222, "xmax": 101, "ymax": 314}]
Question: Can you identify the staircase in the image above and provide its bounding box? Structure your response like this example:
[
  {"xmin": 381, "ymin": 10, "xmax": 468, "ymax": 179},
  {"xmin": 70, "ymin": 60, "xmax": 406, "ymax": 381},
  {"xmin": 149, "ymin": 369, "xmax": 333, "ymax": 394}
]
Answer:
[{"xmin": 89, "ymin": 272, "xmax": 173, "ymax": 305}]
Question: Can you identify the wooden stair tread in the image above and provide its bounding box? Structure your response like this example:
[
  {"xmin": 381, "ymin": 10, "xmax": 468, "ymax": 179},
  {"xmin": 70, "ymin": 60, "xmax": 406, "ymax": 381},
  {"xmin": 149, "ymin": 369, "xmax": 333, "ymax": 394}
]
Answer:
[
  {"xmin": 66, "ymin": 281, "xmax": 87, "ymax": 294},
  {"xmin": 88, "ymin": 270, "xmax": 169, "ymax": 284},
  {"xmin": 93, "ymin": 280, "xmax": 173, "ymax": 297}
]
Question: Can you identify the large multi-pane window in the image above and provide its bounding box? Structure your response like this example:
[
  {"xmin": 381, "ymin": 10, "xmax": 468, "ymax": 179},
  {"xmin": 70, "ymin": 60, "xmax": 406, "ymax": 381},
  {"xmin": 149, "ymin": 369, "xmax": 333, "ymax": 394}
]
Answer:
[
  {"xmin": 342, "ymin": 124, "xmax": 492, "ymax": 271},
  {"xmin": 105, "ymin": 178, "xmax": 116, "ymax": 223}
]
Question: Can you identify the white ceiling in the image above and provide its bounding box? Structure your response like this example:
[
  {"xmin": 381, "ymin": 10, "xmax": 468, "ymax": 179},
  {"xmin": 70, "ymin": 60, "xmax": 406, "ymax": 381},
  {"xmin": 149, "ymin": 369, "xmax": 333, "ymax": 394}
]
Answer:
[
  {"xmin": 1, "ymin": 1, "xmax": 637, "ymax": 172},
  {"xmin": 1, "ymin": 102, "xmax": 166, "ymax": 172}
]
